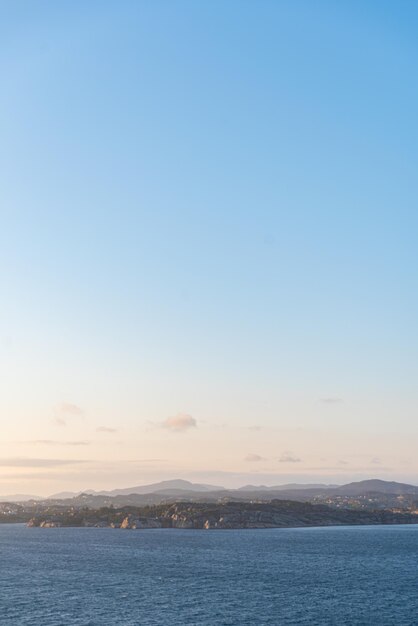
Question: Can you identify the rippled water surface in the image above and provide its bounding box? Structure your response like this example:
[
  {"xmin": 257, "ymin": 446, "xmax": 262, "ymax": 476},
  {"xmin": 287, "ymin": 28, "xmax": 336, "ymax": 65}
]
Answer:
[{"xmin": 1, "ymin": 524, "xmax": 418, "ymax": 625}]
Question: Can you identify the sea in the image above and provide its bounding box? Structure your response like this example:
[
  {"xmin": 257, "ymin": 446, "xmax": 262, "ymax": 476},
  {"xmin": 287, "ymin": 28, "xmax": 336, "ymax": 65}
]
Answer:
[{"xmin": 1, "ymin": 523, "xmax": 418, "ymax": 625}]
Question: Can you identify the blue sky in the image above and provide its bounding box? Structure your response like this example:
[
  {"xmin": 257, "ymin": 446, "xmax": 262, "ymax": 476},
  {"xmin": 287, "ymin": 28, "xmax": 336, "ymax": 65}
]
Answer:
[{"xmin": 1, "ymin": 1, "xmax": 418, "ymax": 493}]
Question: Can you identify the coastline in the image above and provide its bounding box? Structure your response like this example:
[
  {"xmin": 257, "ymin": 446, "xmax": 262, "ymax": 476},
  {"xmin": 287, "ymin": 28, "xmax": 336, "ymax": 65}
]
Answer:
[{"xmin": 23, "ymin": 500, "xmax": 418, "ymax": 530}]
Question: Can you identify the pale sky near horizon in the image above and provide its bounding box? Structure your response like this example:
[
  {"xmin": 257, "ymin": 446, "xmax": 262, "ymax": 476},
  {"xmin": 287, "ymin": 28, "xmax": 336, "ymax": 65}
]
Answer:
[{"xmin": 1, "ymin": 1, "xmax": 418, "ymax": 495}]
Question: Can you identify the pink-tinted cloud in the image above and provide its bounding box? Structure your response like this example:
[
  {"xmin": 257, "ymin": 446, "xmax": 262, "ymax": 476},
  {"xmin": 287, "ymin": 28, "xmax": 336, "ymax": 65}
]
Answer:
[{"xmin": 162, "ymin": 413, "xmax": 197, "ymax": 433}]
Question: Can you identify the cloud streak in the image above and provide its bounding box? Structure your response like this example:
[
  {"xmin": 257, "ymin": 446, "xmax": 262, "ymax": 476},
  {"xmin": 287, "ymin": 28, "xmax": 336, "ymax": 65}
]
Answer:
[
  {"xmin": 0, "ymin": 458, "xmax": 88, "ymax": 468},
  {"xmin": 27, "ymin": 440, "xmax": 91, "ymax": 447},
  {"xmin": 96, "ymin": 426, "xmax": 118, "ymax": 433}
]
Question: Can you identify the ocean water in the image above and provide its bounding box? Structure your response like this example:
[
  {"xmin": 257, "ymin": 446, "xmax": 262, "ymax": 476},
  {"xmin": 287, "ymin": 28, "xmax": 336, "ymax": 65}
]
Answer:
[{"xmin": 1, "ymin": 524, "xmax": 418, "ymax": 625}]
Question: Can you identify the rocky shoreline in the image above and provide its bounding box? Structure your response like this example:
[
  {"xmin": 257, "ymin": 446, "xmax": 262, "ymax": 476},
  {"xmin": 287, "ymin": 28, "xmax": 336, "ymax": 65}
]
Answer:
[{"xmin": 26, "ymin": 500, "xmax": 418, "ymax": 530}]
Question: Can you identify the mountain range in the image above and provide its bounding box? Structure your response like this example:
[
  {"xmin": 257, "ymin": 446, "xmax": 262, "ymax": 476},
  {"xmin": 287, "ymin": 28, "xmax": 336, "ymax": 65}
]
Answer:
[{"xmin": 3, "ymin": 478, "xmax": 418, "ymax": 504}]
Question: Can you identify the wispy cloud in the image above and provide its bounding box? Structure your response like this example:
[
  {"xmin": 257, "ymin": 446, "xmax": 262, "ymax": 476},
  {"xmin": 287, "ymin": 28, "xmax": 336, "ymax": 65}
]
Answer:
[
  {"xmin": 278, "ymin": 451, "xmax": 301, "ymax": 463},
  {"xmin": 0, "ymin": 458, "xmax": 88, "ymax": 468},
  {"xmin": 128, "ymin": 459, "xmax": 168, "ymax": 464},
  {"xmin": 303, "ymin": 465, "xmax": 393, "ymax": 472},
  {"xmin": 244, "ymin": 453, "xmax": 265, "ymax": 463},
  {"xmin": 248, "ymin": 425, "xmax": 262, "ymax": 432},
  {"xmin": 96, "ymin": 426, "xmax": 118, "ymax": 433},
  {"xmin": 27, "ymin": 440, "xmax": 91, "ymax": 447},
  {"xmin": 162, "ymin": 413, "xmax": 197, "ymax": 433},
  {"xmin": 320, "ymin": 397, "xmax": 343, "ymax": 404}
]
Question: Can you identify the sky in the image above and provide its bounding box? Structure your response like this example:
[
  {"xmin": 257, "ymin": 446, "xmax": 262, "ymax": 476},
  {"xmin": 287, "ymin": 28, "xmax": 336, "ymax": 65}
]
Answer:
[{"xmin": 1, "ymin": 0, "xmax": 418, "ymax": 495}]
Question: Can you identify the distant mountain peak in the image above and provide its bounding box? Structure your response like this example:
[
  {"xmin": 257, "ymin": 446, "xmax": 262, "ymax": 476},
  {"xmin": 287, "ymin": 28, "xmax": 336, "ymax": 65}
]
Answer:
[
  {"xmin": 77, "ymin": 479, "xmax": 226, "ymax": 498},
  {"xmin": 334, "ymin": 479, "xmax": 418, "ymax": 496}
]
